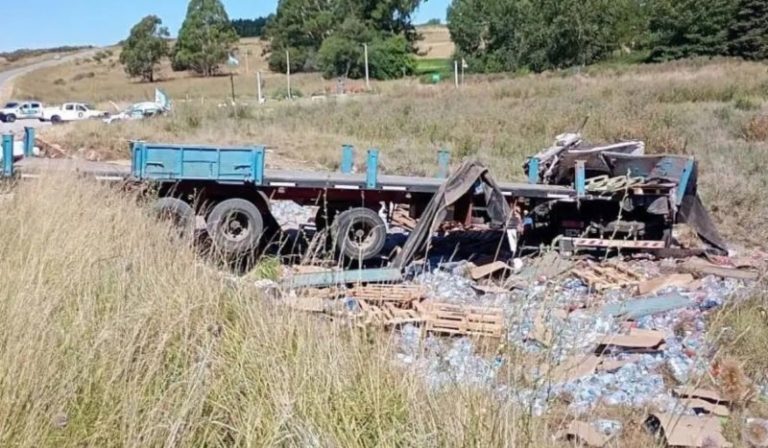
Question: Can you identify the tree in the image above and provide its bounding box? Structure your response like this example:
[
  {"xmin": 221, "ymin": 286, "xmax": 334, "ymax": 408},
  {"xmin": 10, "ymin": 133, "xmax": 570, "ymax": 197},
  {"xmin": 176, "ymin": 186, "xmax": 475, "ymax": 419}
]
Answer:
[
  {"xmin": 267, "ymin": 0, "xmax": 421, "ymax": 78},
  {"xmin": 231, "ymin": 16, "xmax": 272, "ymax": 38},
  {"xmin": 729, "ymin": 0, "xmax": 768, "ymax": 60},
  {"xmin": 172, "ymin": 0, "xmax": 239, "ymax": 76},
  {"xmin": 647, "ymin": 0, "xmax": 737, "ymax": 62},
  {"xmin": 448, "ymin": 0, "xmax": 641, "ymax": 73},
  {"xmin": 119, "ymin": 15, "xmax": 169, "ymax": 82}
]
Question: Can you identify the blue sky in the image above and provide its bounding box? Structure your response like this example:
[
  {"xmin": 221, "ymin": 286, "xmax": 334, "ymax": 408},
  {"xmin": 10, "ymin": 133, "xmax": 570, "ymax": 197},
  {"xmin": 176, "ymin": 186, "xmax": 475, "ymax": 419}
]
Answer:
[{"xmin": 0, "ymin": 0, "xmax": 450, "ymax": 52}]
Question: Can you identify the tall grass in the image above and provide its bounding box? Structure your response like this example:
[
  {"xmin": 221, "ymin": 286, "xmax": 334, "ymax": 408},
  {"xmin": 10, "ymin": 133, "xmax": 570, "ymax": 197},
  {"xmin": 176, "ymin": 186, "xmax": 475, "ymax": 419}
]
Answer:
[{"xmin": 0, "ymin": 176, "xmax": 581, "ymax": 447}]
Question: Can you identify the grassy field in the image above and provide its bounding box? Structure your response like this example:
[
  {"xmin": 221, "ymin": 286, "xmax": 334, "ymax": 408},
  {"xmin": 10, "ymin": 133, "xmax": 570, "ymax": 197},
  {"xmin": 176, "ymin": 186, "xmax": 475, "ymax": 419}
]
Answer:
[
  {"xmin": 0, "ymin": 175, "xmax": 629, "ymax": 447},
  {"xmin": 4, "ymin": 28, "xmax": 768, "ymax": 447}
]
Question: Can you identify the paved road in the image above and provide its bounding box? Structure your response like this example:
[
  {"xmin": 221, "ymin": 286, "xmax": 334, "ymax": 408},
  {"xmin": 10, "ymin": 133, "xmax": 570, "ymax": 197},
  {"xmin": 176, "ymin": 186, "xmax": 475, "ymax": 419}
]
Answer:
[{"xmin": 0, "ymin": 50, "xmax": 97, "ymax": 136}]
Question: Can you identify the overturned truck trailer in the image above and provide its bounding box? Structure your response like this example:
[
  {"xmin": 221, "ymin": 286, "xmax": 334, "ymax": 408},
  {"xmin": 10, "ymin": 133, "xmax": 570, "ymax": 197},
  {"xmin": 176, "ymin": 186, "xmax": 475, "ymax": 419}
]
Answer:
[{"xmin": 518, "ymin": 133, "xmax": 726, "ymax": 255}]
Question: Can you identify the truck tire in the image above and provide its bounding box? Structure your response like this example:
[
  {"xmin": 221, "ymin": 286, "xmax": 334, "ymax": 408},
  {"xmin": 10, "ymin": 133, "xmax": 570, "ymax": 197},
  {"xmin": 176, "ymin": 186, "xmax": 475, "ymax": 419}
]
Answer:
[
  {"xmin": 207, "ymin": 198, "xmax": 264, "ymax": 256},
  {"xmin": 5, "ymin": 114, "xmax": 16, "ymax": 123},
  {"xmin": 153, "ymin": 197, "xmax": 195, "ymax": 236},
  {"xmin": 332, "ymin": 207, "xmax": 387, "ymax": 261},
  {"xmin": 50, "ymin": 115, "xmax": 62, "ymax": 124}
]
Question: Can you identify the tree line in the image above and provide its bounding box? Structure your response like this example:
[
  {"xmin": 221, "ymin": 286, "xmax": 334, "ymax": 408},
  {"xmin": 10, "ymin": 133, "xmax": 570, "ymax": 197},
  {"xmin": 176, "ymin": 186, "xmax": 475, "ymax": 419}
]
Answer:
[
  {"xmin": 120, "ymin": 0, "xmax": 768, "ymax": 84},
  {"xmin": 448, "ymin": 0, "xmax": 768, "ymax": 73}
]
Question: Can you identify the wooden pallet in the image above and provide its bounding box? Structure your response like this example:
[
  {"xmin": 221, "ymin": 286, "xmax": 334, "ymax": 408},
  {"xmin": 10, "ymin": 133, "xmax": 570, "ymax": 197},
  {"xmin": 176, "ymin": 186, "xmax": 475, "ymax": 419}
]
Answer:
[
  {"xmin": 419, "ymin": 302, "xmax": 505, "ymax": 338},
  {"xmin": 358, "ymin": 301, "xmax": 425, "ymax": 327},
  {"xmin": 572, "ymin": 261, "xmax": 642, "ymax": 291},
  {"xmin": 348, "ymin": 284, "xmax": 426, "ymax": 303}
]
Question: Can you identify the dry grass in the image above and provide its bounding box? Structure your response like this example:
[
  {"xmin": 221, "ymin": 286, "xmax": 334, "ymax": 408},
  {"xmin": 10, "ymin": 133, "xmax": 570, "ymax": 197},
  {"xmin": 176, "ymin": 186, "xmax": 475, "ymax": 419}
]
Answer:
[{"xmin": 0, "ymin": 175, "xmax": 575, "ymax": 447}]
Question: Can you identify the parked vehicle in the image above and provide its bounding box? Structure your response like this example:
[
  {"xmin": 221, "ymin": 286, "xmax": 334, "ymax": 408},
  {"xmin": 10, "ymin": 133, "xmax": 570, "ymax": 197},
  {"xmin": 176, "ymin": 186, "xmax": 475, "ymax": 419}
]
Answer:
[
  {"xmin": 43, "ymin": 103, "xmax": 109, "ymax": 123},
  {"xmin": 103, "ymin": 102, "xmax": 164, "ymax": 124},
  {"xmin": 104, "ymin": 89, "xmax": 171, "ymax": 124},
  {"xmin": 0, "ymin": 100, "xmax": 44, "ymax": 122}
]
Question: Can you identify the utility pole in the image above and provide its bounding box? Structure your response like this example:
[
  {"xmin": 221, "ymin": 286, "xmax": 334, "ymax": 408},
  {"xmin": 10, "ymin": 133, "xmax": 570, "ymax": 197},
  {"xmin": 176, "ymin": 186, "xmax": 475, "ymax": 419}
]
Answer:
[
  {"xmin": 286, "ymin": 50, "xmax": 292, "ymax": 100},
  {"xmin": 363, "ymin": 43, "xmax": 370, "ymax": 90},
  {"xmin": 257, "ymin": 71, "xmax": 263, "ymax": 104}
]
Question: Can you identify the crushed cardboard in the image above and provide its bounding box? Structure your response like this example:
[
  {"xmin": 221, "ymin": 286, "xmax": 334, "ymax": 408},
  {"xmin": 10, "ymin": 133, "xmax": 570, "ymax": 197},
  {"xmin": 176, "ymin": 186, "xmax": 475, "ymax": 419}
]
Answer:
[
  {"xmin": 646, "ymin": 413, "xmax": 732, "ymax": 448},
  {"xmin": 596, "ymin": 329, "xmax": 665, "ymax": 354},
  {"xmin": 558, "ymin": 420, "xmax": 615, "ymax": 447},
  {"xmin": 680, "ymin": 258, "xmax": 759, "ymax": 281},
  {"xmin": 637, "ymin": 273, "xmax": 694, "ymax": 296},
  {"xmin": 469, "ymin": 261, "xmax": 512, "ymax": 280}
]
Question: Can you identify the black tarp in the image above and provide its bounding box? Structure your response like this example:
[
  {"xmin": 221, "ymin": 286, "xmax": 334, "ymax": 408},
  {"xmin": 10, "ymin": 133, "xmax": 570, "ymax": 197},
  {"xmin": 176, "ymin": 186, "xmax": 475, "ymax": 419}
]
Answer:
[{"xmin": 392, "ymin": 160, "xmax": 510, "ymax": 268}]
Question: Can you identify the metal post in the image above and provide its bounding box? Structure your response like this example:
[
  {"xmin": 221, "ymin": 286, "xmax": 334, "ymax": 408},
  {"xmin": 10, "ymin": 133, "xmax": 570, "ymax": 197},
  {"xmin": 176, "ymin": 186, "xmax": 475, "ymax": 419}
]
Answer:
[
  {"xmin": 23, "ymin": 126, "xmax": 35, "ymax": 157},
  {"xmin": 527, "ymin": 157, "xmax": 540, "ymax": 184},
  {"xmin": 2, "ymin": 134, "xmax": 14, "ymax": 178},
  {"xmin": 437, "ymin": 148, "xmax": 450, "ymax": 178},
  {"xmin": 340, "ymin": 145, "xmax": 354, "ymax": 174},
  {"xmin": 229, "ymin": 73, "xmax": 236, "ymax": 104},
  {"xmin": 366, "ymin": 148, "xmax": 379, "ymax": 189},
  {"xmin": 454, "ymin": 60, "xmax": 459, "ymax": 88},
  {"xmin": 461, "ymin": 58, "xmax": 465, "ymax": 85},
  {"xmin": 256, "ymin": 71, "xmax": 263, "ymax": 104},
  {"xmin": 286, "ymin": 50, "xmax": 292, "ymax": 100},
  {"xmin": 676, "ymin": 158, "xmax": 695, "ymax": 205},
  {"xmin": 253, "ymin": 145, "xmax": 265, "ymax": 185},
  {"xmin": 363, "ymin": 43, "xmax": 370, "ymax": 91},
  {"xmin": 575, "ymin": 160, "xmax": 586, "ymax": 197}
]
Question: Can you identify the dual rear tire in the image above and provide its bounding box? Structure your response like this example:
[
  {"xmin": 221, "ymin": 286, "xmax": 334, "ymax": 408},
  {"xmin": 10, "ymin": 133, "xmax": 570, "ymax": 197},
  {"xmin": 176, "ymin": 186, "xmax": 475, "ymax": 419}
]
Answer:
[{"xmin": 154, "ymin": 198, "xmax": 388, "ymax": 261}]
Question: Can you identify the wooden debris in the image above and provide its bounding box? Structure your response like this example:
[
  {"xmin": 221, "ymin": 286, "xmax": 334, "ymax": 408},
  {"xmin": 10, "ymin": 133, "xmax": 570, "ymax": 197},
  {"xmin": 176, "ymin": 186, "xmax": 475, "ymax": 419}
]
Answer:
[
  {"xmin": 679, "ymin": 258, "xmax": 759, "ymax": 281},
  {"xmin": 573, "ymin": 261, "xmax": 642, "ymax": 291},
  {"xmin": 391, "ymin": 207, "xmax": 418, "ymax": 230},
  {"xmin": 358, "ymin": 301, "xmax": 424, "ymax": 327},
  {"xmin": 646, "ymin": 413, "xmax": 732, "ymax": 447},
  {"xmin": 558, "ymin": 420, "xmax": 615, "ymax": 447},
  {"xmin": 637, "ymin": 273, "xmax": 694, "ymax": 296},
  {"xmin": 348, "ymin": 284, "xmax": 426, "ymax": 303},
  {"xmin": 420, "ymin": 301, "xmax": 505, "ymax": 338},
  {"xmin": 469, "ymin": 261, "xmax": 512, "ymax": 280}
]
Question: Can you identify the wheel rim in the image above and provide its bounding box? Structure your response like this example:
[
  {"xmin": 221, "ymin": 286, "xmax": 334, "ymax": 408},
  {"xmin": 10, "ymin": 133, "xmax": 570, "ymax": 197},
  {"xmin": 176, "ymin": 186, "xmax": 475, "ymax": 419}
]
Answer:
[
  {"xmin": 346, "ymin": 220, "xmax": 377, "ymax": 251},
  {"xmin": 220, "ymin": 211, "xmax": 251, "ymax": 243}
]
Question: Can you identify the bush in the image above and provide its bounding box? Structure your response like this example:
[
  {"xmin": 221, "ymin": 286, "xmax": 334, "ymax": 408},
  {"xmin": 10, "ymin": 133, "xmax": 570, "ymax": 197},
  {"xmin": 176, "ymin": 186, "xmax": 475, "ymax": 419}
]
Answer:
[
  {"xmin": 270, "ymin": 86, "xmax": 303, "ymax": 100},
  {"xmin": 71, "ymin": 72, "xmax": 95, "ymax": 82}
]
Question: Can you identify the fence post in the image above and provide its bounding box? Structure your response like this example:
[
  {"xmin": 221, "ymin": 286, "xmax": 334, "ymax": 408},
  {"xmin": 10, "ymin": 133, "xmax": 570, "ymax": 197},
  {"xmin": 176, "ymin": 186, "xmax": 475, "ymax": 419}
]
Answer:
[
  {"xmin": 366, "ymin": 148, "xmax": 379, "ymax": 189},
  {"xmin": 340, "ymin": 144, "xmax": 354, "ymax": 174},
  {"xmin": 575, "ymin": 160, "xmax": 586, "ymax": 197},
  {"xmin": 527, "ymin": 157, "xmax": 540, "ymax": 184},
  {"xmin": 253, "ymin": 145, "xmax": 265, "ymax": 185},
  {"xmin": 23, "ymin": 127, "xmax": 35, "ymax": 158},
  {"xmin": 2, "ymin": 134, "xmax": 14, "ymax": 177},
  {"xmin": 437, "ymin": 149, "xmax": 450, "ymax": 178}
]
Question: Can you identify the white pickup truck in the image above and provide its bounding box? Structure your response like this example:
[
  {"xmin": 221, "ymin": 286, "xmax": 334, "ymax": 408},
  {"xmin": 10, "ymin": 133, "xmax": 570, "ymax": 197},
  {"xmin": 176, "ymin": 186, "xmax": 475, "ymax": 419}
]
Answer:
[{"xmin": 43, "ymin": 103, "xmax": 109, "ymax": 123}]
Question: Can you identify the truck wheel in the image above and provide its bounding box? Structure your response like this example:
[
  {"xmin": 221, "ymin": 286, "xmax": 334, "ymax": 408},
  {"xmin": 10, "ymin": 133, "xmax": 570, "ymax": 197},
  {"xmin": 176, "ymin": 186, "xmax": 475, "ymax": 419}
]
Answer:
[
  {"xmin": 51, "ymin": 115, "xmax": 62, "ymax": 124},
  {"xmin": 207, "ymin": 198, "xmax": 264, "ymax": 256},
  {"xmin": 332, "ymin": 207, "xmax": 387, "ymax": 261},
  {"xmin": 153, "ymin": 197, "xmax": 195, "ymax": 236},
  {"xmin": 5, "ymin": 114, "xmax": 16, "ymax": 123}
]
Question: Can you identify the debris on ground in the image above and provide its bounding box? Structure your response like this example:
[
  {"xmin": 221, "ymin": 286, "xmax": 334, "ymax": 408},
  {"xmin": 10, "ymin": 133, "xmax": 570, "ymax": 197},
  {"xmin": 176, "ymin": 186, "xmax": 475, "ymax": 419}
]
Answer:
[
  {"xmin": 557, "ymin": 419, "xmax": 622, "ymax": 447},
  {"xmin": 646, "ymin": 412, "xmax": 732, "ymax": 447}
]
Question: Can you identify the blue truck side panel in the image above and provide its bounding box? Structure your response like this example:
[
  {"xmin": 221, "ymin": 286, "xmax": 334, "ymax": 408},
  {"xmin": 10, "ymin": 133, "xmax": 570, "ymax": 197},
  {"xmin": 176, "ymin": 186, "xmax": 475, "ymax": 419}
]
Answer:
[{"xmin": 133, "ymin": 143, "xmax": 265, "ymax": 184}]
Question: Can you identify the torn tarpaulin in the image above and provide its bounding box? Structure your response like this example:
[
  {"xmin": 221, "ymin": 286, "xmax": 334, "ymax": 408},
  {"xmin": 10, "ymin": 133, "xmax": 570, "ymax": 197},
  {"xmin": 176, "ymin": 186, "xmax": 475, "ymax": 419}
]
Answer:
[{"xmin": 393, "ymin": 160, "xmax": 511, "ymax": 268}]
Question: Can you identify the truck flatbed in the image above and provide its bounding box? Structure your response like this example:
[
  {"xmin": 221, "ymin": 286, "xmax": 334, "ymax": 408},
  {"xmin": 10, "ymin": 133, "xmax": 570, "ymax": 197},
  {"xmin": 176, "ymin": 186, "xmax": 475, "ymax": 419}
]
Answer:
[{"xmin": 14, "ymin": 157, "xmax": 577, "ymax": 199}]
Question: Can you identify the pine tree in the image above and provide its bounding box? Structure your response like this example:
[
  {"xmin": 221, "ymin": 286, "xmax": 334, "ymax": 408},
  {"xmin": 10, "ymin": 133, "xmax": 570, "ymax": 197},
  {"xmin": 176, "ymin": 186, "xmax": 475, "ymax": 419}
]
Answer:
[
  {"xmin": 729, "ymin": 0, "xmax": 768, "ymax": 60},
  {"xmin": 648, "ymin": 0, "xmax": 737, "ymax": 62},
  {"xmin": 172, "ymin": 0, "xmax": 239, "ymax": 76},
  {"xmin": 119, "ymin": 16, "xmax": 169, "ymax": 83}
]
